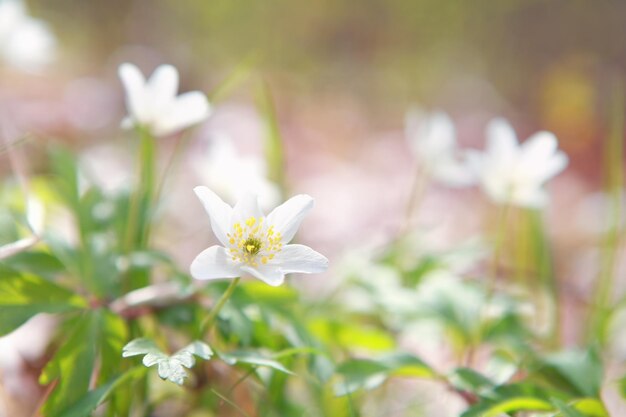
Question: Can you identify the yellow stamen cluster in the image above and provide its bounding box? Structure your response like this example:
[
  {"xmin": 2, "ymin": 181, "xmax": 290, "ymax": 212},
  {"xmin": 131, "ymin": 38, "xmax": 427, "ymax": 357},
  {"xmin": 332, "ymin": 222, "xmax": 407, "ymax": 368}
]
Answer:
[{"xmin": 227, "ymin": 216, "xmax": 282, "ymax": 267}]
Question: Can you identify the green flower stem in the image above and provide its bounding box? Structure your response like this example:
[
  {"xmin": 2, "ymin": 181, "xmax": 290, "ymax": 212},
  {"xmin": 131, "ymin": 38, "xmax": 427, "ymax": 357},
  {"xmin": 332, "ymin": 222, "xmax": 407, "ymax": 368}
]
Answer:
[
  {"xmin": 487, "ymin": 203, "xmax": 510, "ymax": 298},
  {"xmin": 121, "ymin": 127, "xmax": 156, "ymax": 294},
  {"xmin": 527, "ymin": 209, "xmax": 560, "ymax": 348},
  {"xmin": 201, "ymin": 277, "xmax": 241, "ymax": 336},
  {"xmin": 124, "ymin": 127, "xmax": 156, "ymax": 252},
  {"xmin": 473, "ymin": 203, "xmax": 510, "ymax": 364},
  {"xmin": 137, "ymin": 127, "xmax": 156, "ymax": 247},
  {"xmin": 256, "ymin": 80, "xmax": 286, "ymax": 194},
  {"xmin": 154, "ymin": 132, "xmax": 190, "ymax": 205},
  {"xmin": 587, "ymin": 77, "xmax": 624, "ymax": 344}
]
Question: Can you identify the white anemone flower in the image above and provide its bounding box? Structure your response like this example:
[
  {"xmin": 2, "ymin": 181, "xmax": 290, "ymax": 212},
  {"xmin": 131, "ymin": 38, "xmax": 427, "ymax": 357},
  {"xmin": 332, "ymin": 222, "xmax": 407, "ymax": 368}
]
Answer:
[
  {"xmin": 190, "ymin": 186, "xmax": 328, "ymax": 286},
  {"xmin": 405, "ymin": 109, "xmax": 475, "ymax": 187},
  {"xmin": 0, "ymin": 0, "xmax": 56, "ymax": 71},
  {"xmin": 468, "ymin": 118, "xmax": 568, "ymax": 208},
  {"xmin": 194, "ymin": 134, "xmax": 281, "ymax": 210},
  {"xmin": 118, "ymin": 63, "xmax": 211, "ymax": 137}
]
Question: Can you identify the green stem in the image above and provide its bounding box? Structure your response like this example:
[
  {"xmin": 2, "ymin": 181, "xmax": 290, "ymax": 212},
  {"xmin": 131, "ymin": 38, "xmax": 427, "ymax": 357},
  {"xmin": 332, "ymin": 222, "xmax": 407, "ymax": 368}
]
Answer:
[
  {"xmin": 201, "ymin": 278, "xmax": 241, "ymax": 336},
  {"xmin": 487, "ymin": 203, "xmax": 510, "ymax": 299},
  {"xmin": 122, "ymin": 127, "xmax": 156, "ymax": 293},
  {"xmin": 154, "ymin": 133, "xmax": 189, "ymax": 205},
  {"xmin": 138, "ymin": 128, "xmax": 156, "ymax": 248},
  {"xmin": 527, "ymin": 209, "xmax": 560, "ymax": 348},
  {"xmin": 587, "ymin": 76, "xmax": 624, "ymax": 344},
  {"xmin": 474, "ymin": 203, "xmax": 510, "ymax": 363},
  {"xmin": 124, "ymin": 127, "xmax": 156, "ymax": 251}
]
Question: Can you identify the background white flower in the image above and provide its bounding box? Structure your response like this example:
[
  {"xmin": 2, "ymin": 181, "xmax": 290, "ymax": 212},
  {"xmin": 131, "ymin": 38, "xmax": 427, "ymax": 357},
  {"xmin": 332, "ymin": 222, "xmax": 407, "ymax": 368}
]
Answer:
[
  {"xmin": 405, "ymin": 108, "xmax": 475, "ymax": 187},
  {"xmin": 468, "ymin": 118, "xmax": 568, "ymax": 208},
  {"xmin": 118, "ymin": 63, "xmax": 211, "ymax": 137},
  {"xmin": 0, "ymin": 0, "xmax": 56, "ymax": 71},
  {"xmin": 193, "ymin": 134, "xmax": 281, "ymax": 210},
  {"xmin": 190, "ymin": 186, "xmax": 328, "ymax": 286}
]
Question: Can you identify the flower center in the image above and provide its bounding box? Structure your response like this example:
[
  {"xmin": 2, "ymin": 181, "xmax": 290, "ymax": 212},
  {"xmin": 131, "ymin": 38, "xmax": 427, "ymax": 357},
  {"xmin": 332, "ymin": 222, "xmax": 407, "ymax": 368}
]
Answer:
[
  {"xmin": 226, "ymin": 216, "xmax": 282, "ymax": 267},
  {"xmin": 243, "ymin": 237, "xmax": 262, "ymax": 255}
]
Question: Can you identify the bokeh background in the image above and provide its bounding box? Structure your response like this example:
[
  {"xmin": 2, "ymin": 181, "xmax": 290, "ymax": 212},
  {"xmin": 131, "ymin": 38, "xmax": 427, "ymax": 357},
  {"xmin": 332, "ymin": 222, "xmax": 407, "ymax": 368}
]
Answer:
[
  {"xmin": 5, "ymin": 0, "xmax": 626, "ymax": 251},
  {"xmin": 3, "ymin": 1, "xmax": 626, "ymax": 416}
]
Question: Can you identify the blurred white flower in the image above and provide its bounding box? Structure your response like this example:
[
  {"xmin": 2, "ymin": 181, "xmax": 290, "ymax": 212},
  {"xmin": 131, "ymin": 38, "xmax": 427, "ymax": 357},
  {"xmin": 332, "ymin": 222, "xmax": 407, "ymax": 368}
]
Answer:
[
  {"xmin": 0, "ymin": 0, "xmax": 56, "ymax": 71},
  {"xmin": 468, "ymin": 118, "xmax": 568, "ymax": 208},
  {"xmin": 337, "ymin": 250, "xmax": 418, "ymax": 317},
  {"xmin": 194, "ymin": 134, "xmax": 281, "ymax": 210},
  {"xmin": 190, "ymin": 186, "xmax": 328, "ymax": 286},
  {"xmin": 118, "ymin": 63, "xmax": 211, "ymax": 137},
  {"xmin": 405, "ymin": 109, "xmax": 475, "ymax": 186}
]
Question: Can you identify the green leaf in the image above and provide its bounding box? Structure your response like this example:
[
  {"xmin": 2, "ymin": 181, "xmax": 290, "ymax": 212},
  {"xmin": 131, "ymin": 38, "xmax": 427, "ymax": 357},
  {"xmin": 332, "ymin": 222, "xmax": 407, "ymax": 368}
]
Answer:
[
  {"xmin": 218, "ymin": 349, "xmax": 295, "ymax": 375},
  {"xmin": 334, "ymin": 352, "xmax": 435, "ymax": 396},
  {"xmin": 535, "ymin": 348, "xmax": 603, "ymax": 397},
  {"xmin": 461, "ymin": 383, "xmax": 556, "ymax": 417},
  {"xmin": 3, "ymin": 251, "xmax": 64, "ymax": 279},
  {"xmin": 552, "ymin": 398, "xmax": 587, "ymax": 417},
  {"xmin": 552, "ymin": 398, "xmax": 609, "ymax": 417},
  {"xmin": 122, "ymin": 338, "xmax": 212, "ymax": 385},
  {"xmin": 255, "ymin": 80, "xmax": 285, "ymax": 188},
  {"xmin": 334, "ymin": 359, "xmax": 389, "ymax": 396},
  {"xmin": 57, "ymin": 367, "xmax": 145, "ymax": 417},
  {"xmin": 449, "ymin": 367, "xmax": 496, "ymax": 394},
  {"xmin": 0, "ymin": 267, "xmax": 86, "ymax": 335},
  {"xmin": 240, "ymin": 281, "xmax": 299, "ymax": 304},
  {"xmin": 310, "ymin": 319, "xmax": 396, "ymax": 352},
  {"xmin": 98, "ymin": 310, "xmax": 128, "ymax": 383},
  {"xmin": 39, "ymin": 313, "xmax": 99, "ymax": 416},
  {"xmin": 573, "ymin": 398, "xmax": 609, "ymax": 417}
]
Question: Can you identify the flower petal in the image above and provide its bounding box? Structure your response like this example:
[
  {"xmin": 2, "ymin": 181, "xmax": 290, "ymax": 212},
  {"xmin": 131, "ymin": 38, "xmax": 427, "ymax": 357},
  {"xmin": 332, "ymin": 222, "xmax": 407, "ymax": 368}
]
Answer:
[
  {"xmin": 519, "ymin": 132, "xmax": 568, "ymax": 182},
  {"xmin": 486, "ymin": 118, "xmax": 518, "ymax": 165},
  {"xmin": 118, "ymin": 63, "xmax": 148, "ymax": 123},
  {"xmin": 190, "ymin": 245, "xmax": 240, "ymax": 280},
  {"xmin": 423, "ymin": 112, "xmax": 456, "ymax": 154},
  {"xmin": 148, "ymin": 64, "xmax": 179, "ymax": 114},
  {"xmin": 273, "ymin": 244, "xmax": 328, "ymax": 274},
  {"xmin": 521, "ymin": 131, "xmax": 557, "ymax": 160},
  {"xmin": 231, "ymin": 192, "xmax": 263, "ymax": 226},
  {"xmin": 153, "ymin": 91, "xmax": 211, "ymax": 136},
  {"xmin": 241, "ymin": 265, "xmax": 285, "ymax": 286},
  {"xmin": 3, "ymin": 19, "xmax": 55, "ymax": 71},
  {"xmin": 541, "ymin": 151, "xmax": 568, "ymax": 181},
  {"xmin": 266, "ymin": 194, "xmax": 314, "ymax": 243},
  {"xmin": 194, "ymin": 186, "xmax": 232, "ymax": 246}
]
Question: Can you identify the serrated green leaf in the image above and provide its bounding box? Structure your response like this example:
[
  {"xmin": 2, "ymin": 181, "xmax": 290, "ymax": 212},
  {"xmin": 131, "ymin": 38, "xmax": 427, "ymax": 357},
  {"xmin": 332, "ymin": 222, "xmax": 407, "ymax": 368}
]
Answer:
[
  {"xmin": 57, "ymin": 367, "xmax": 145, "ymax": 417},
  {"xmin": 218, "ymin": 350, "xmax": 295, "ymax": 375},
  {"xmin": 122, "ymin": 338, "xmax": 212, "ymax": 385},
  {"xmin": 334, "ymin": 352, "xmax": 434, "ymax": 396},
  {"xmin": 3, "ymin": 251, "xmax": 64, "ymax": 278},
  {"xmin": 122, "ymin": 338, "xmax": 162, "ymax": 358},
  {"xmin": 240, "ymin": 280, "xmax": 299, "ymax": 304},
  {"xmin": 334, "ymin": 359, "xmax": 389, "ymax": 396},
  {"xmin": 537, "ymin": 348, "xmax": 603, "ymax": 397},
  {"xmin": 449, "ymin": 367, "xmax": 496, "ymax": 394},
  {"xmin": 309, "ymin": 319, "xmax": 396, "ymax": 352},
  {"xmin": 552, "ymin": 398, "xmax": 587, "ymax": 417},
  {"xmin": 184, "ymin": 340, "xmax": 213, "ymax": 360},
  {"xmin": 99, "ymin": 310, "xmax": 128, "ymax": 383},
  {"xmin": 380, "ymin": 352, "xmax": 435, "ymax": 378},
  {"xmin": 460, "ymin": 383, "xmax": 556, "ymax": 417},
  {"xmin": 39, "ymin": 313, "xmax": 99, "ymax": 416},
  {"xmin": 564, "ymin": 398, "xmax": 609, "ymax": 417},
  {"xmin": 0, "ymin": 269, "xmax": 86, "ymax": 335}
]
